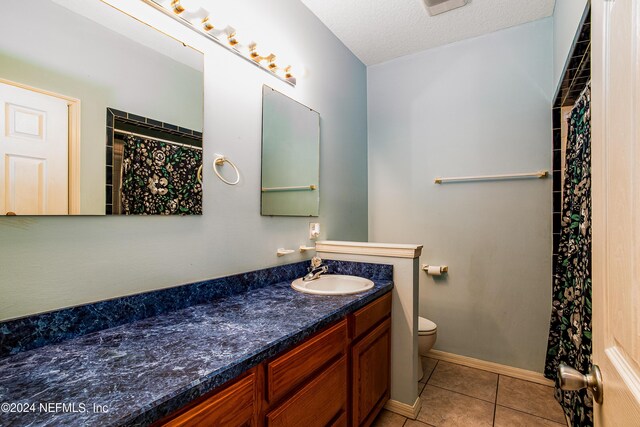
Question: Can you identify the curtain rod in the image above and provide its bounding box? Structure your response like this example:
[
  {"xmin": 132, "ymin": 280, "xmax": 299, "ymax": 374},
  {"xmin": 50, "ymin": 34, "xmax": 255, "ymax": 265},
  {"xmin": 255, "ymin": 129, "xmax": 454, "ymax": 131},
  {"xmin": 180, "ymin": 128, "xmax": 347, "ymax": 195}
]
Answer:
[{"xmin": 114, "ymin": 129, "xmax": 203, "ymax": 151}]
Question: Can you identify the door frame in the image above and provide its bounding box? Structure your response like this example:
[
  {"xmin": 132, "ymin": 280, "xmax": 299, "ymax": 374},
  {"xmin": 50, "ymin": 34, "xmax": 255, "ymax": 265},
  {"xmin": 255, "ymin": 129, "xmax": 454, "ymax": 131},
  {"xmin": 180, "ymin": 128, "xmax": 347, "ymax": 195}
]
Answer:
[{"xmin": 0, "ymin": 78, "xmax": 81, "ymax": 214}]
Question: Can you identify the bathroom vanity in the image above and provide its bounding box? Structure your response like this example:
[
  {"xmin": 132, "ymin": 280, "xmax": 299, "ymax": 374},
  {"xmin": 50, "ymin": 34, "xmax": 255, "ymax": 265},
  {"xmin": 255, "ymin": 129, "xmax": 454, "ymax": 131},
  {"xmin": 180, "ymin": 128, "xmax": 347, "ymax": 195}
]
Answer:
[
  {"xmin": 0, "ymin": 260, "xmax": 393, "ymax": 427},
  {"xmin": 158, "ymin": 293, "xmax": 391, "ymax": 427}
]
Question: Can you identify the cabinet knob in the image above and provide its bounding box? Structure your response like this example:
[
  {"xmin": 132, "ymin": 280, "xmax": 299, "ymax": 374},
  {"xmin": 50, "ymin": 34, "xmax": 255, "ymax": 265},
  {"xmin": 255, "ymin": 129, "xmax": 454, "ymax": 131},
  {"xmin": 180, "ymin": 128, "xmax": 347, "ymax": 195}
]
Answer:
[{"xmin": 6, "ymin": 211, "xmax": 16, "ymax": 216}]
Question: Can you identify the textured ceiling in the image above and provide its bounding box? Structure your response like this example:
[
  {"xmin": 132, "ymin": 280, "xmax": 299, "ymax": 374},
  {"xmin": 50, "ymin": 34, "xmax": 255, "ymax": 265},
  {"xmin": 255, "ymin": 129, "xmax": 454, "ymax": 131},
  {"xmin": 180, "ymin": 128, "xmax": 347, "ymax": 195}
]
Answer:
[{"xmin": 300, "ymin": 0, "xmax": 556, "ymax": 65}]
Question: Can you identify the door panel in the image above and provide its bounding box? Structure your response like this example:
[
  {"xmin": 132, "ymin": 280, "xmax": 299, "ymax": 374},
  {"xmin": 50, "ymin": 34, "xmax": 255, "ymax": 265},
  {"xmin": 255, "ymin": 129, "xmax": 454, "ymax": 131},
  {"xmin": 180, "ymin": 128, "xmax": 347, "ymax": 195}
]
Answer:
[
  {"xmin": 0, "ymin": 82, "xmax": 69, "ymax": 215},
  {"xmin": 592, "ymin": 0, "xmax": 640, "ymax": 424},
  {"xmin": 6, "ymin": 155, "xmax": 47, "ymax": 214},
  {"xmin": 7, "ymin": 103, "xmax": 46, "ymax": 140}
]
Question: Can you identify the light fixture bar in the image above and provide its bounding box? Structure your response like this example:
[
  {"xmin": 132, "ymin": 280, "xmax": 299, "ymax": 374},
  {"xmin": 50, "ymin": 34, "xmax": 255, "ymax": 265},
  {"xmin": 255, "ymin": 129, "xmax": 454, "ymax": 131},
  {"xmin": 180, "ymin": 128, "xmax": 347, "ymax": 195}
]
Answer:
[{"xmin": 141, "ymin": 0, "xmax": 296, "ymax": 86}]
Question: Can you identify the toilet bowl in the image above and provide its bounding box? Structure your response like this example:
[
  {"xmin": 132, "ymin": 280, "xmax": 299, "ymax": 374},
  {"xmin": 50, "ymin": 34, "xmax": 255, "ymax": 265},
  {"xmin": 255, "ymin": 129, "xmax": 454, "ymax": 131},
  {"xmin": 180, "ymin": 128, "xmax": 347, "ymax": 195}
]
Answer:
[{"xmin": 417, "ymin": 316, "xmax": 437, "ymax": 381}]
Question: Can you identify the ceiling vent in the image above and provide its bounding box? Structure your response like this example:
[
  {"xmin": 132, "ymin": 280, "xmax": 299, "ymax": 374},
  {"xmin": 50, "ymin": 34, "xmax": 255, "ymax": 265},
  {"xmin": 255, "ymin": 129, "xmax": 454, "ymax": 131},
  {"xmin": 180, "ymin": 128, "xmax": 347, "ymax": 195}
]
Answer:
[{"xmin": 422, "ymin": 0, "xmax": 469, "ymax": 16}]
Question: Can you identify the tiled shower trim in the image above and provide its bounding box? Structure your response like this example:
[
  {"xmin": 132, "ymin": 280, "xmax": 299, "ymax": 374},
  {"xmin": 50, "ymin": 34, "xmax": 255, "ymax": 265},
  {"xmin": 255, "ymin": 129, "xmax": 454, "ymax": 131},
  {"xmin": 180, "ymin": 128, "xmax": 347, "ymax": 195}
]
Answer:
[{"xmin": 552, "ymin": 10, "xmax": 590, "ymax": 270}]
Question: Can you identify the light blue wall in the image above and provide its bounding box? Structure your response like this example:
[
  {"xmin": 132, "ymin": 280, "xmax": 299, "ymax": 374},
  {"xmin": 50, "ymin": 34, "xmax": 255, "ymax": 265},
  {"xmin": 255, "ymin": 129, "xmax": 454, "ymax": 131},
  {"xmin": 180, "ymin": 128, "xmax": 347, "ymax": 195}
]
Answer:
[
  {"xmin": 553, "ymin": 0, "xmax": 589, "ymax": 93},
  {"xmin": 0, "ymin": 0, "xmax": 368, "ymax": 321},
  {"xmin": 368, "ymin": 18, "xmax": 553, "ymax": 371}
]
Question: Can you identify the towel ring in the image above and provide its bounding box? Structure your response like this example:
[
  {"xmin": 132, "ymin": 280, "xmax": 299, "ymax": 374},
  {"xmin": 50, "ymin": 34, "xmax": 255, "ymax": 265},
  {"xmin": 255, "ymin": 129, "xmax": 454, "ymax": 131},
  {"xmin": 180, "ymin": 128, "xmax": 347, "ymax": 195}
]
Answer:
[
  {"xmin": 197, "ymin": 165, "xmax": 203, "ymax": 185},
  {"xmin": 213, "ymin": 155, "xmax": 240, "ymax": 185}
]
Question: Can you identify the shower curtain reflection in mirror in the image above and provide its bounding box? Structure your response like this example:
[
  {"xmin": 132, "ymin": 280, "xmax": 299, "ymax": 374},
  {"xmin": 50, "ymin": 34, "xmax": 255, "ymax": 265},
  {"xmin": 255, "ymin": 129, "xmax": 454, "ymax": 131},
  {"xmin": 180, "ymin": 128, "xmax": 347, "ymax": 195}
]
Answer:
[{"xmin": 108, "ymin": 110, "xmax": 203, "ymax": 215}]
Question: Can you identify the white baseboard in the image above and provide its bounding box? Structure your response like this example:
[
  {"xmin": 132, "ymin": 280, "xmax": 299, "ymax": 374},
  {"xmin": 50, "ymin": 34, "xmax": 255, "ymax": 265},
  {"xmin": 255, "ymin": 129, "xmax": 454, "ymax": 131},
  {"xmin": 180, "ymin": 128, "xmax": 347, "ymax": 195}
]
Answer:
[
  {"xmin": 427, "ymin": 349, "xmax": 554, "ymax": 386},
  {"xmin": 384, "ymin": 396, "xmax": 422, "ymax": 419}
]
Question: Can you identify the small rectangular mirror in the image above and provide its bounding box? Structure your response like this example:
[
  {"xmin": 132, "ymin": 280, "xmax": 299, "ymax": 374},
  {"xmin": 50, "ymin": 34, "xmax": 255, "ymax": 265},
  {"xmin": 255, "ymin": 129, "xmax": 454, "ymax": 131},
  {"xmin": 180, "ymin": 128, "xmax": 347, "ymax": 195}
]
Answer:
[{"xmin": 261, "ymin": 86, "xmax": 320, "ymax": 217}]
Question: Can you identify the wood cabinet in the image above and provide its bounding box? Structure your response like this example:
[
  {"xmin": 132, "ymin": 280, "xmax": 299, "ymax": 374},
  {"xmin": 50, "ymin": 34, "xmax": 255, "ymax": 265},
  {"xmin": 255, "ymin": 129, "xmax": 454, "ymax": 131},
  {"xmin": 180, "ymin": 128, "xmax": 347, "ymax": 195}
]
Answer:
[
  {"xmin": 266, "ymin": 320, "xmax": 348, "ymax": 403},
  {"xmin": 266, "ymin": 356, "xmax": 348, "ymax": 427},
  {"xmin": 351, "ymin": 319, "xmax": 391, "ymax": 427},
  {"xmin": 350, "ymin": 292, "xmax": 392, "ymax": 340},
  {"xmin": 161, "ymin": 370, "xmax": 257, "ymax": 427},
  {"xmin": 349, "ymin": 293, "xmax": 392, "ymax": 427},
  {"xmin": 159, "ymin": 293, "xmax": 391, "ymax": 427}
]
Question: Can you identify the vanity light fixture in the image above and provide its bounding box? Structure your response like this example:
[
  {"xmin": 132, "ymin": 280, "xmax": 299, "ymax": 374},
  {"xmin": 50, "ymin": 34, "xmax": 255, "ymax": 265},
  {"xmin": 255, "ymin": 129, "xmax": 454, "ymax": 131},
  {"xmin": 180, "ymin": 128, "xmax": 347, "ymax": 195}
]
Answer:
[{"xmin": 143, "ymin": 0, "xmax": 297, "ymax": 86}]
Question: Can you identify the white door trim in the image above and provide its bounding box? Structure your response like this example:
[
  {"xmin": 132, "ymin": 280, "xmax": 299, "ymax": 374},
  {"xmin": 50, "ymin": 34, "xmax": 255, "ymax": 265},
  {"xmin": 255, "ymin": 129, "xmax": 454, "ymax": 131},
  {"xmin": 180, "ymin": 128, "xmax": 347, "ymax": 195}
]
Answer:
[{"xmin": 0, "ymin": 78, "xmax": 81, "ymax": 214}]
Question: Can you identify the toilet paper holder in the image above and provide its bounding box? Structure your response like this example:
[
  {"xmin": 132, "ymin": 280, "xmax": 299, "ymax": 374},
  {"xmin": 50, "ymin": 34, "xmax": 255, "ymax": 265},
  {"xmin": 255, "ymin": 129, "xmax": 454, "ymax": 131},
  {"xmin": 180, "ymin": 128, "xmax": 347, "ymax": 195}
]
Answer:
[{"xmin": 422, "ymin": 264, "xmax": 449, "ymax": 275}]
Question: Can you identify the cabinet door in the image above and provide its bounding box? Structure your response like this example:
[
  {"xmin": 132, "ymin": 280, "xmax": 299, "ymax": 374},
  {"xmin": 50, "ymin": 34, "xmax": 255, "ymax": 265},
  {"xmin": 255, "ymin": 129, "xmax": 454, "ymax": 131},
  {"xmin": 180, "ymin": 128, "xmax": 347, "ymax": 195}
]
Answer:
[
  {"xmin": 266, "ymin": 355, "xmax": 348, "ymax": 427},
  {"xmin": 162, "ymin": 372, "xmax": 256, "ymax": 427},
  {"xmin": 352, "ymin": 318, "xmax": 391, "ymax": 427}
]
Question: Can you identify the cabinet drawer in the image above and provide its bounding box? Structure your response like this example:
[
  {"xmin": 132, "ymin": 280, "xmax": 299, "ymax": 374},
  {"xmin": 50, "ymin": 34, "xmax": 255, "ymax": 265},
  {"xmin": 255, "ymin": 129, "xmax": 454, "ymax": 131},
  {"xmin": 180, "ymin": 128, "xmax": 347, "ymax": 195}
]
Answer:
[
  {"xmin": 266, "ymin": 355, "xmax": 348, "ymax": 427},
  {"xmin": 351, "ymin": 293, "xmax": 391, "ymax": 340},
  {"xmin": 267, "ymin": 319, "xmax": 347, "ymax": 403},
  {"xmin": 163, "ymin": 372, "xmax": 256, "ymax": 427}
]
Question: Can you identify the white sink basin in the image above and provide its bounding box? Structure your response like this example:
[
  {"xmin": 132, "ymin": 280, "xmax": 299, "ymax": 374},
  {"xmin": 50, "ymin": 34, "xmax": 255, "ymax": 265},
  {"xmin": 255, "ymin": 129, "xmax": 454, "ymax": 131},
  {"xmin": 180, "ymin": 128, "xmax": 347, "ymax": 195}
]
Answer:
[{"xmin": 291, "ymin": 275, "xmax": 374, "ymax": 295}]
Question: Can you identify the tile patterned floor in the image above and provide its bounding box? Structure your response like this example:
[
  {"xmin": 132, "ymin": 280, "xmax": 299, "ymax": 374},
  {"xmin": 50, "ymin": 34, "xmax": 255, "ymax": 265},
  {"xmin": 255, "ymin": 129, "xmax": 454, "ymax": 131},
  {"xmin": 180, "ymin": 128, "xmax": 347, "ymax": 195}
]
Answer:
[{"xmin": 372, "ymin": 357, "xmax": 567, "ymax": 427}]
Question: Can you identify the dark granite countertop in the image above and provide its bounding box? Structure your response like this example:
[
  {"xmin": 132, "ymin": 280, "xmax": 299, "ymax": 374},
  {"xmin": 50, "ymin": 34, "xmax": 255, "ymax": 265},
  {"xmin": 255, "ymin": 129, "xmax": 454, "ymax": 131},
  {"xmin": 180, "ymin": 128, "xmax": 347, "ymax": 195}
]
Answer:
[{"xmin": 0, "ymin": 278, "xmax": 392, "ymax": 426}]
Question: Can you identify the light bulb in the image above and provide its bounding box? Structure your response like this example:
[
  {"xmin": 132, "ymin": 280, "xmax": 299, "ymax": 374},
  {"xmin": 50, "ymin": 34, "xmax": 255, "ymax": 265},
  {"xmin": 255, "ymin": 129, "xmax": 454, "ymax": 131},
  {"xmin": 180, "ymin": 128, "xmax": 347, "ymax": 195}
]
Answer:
[
  {"xmin": 181, "ymin": 8, "xmax": 208, "ymax": 23},
  {"xmin": 235, "ymin": 41, "xmax": 257, "ymax": 57},
  {"xmin": 207, "ymin": 25, "xmax": 233, "ymax": 41},
  {"xmin": 172, "ymin": 0, "xmax": 209, "ymax": 25},
  {"xmin": 202, "ymin": 16, "xmax": 214, "ymax": 31},
  {"xmin": 224, "ymin": 26, "xmax": 238, "ymax": 46},
  {"xmin": 178, "ymin": 0, "xmax": 205, "ymax": 11},
  {"xmin": 207, "ymin": 27, "xmax": 225, "ymax": 38},
  {"xmin": 264, "ymin": 54, "xmax": 277, "ymax": 69},
  {"xmin": 273, "ymin": 65, "xmax": 296, "ymax": 84}
]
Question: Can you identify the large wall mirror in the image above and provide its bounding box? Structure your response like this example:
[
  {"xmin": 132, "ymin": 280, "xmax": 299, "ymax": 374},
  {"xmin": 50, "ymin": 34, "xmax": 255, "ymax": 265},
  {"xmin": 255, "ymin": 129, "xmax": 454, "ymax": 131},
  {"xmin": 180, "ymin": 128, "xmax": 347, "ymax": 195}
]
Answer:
[
  {"xmin": 261, "ymin": 86, "xmax": 320, "ymax": 217},
  {"xmin": 0, "ymin": 0, "xmax": 204, "ymax": 216}
]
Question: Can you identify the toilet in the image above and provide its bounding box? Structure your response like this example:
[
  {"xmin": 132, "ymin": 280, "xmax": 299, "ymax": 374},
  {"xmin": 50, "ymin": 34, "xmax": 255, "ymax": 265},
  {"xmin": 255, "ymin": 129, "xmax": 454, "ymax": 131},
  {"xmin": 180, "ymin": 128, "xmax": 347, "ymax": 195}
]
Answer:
[{"xmin": 417, "ymin": 316, "xmax": 438, "ymax": 381}]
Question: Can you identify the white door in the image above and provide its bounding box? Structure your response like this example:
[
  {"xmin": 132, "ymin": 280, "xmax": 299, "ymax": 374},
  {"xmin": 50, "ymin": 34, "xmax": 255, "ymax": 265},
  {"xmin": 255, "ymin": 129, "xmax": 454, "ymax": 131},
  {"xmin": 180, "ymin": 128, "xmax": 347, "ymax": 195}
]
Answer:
[
  {"xmin": 592, "ymin": 0, "xmax": 640, "ymax": 424},
  {"xmin": 0, "ymin": 82, "xmax": 69, "ymax": 215}
]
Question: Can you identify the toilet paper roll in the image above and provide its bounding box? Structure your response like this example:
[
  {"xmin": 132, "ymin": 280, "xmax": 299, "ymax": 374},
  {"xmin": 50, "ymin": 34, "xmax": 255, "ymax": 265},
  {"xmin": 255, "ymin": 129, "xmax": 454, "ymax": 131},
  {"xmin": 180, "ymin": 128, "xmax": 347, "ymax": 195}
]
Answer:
[{"xmin": 426, "ymin": 266, "xmax": 443, "ymax": 276}]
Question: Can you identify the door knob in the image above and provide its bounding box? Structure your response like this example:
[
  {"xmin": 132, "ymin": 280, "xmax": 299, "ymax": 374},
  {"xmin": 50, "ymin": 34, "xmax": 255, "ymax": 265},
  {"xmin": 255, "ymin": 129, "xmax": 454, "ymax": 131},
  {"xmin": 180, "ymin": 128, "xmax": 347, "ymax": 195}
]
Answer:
[{"xmin": 558, "ymin": 363, "xmax": 603, "ymax": 404}]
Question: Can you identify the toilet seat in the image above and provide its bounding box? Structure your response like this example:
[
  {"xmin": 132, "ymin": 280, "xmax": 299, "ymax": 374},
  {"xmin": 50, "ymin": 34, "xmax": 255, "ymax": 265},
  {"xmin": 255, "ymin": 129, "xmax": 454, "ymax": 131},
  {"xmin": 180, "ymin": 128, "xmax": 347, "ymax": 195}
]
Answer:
[{"xmin": 418, "ymin": 316, "xmax": 437, "ymax": 336}]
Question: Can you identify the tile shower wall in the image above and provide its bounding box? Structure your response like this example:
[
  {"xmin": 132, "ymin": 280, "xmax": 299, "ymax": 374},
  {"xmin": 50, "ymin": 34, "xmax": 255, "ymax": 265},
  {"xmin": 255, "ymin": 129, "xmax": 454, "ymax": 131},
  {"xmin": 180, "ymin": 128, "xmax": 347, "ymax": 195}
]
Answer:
[
  {"xmin": 553, "ymin": 0, "xmax": 589, "ymax": 91},
  {"xmin": 551, "ymin": 11, "xmax": 591, "ymax": 271}
]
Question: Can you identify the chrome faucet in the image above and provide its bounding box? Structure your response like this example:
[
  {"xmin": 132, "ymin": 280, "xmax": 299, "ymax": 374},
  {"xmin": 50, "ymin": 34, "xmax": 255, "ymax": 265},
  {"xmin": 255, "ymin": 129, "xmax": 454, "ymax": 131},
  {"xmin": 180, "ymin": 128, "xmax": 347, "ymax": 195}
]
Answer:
[{"xmin": 303, "ymin": 256, "xmax": 329, "ymax": 282}]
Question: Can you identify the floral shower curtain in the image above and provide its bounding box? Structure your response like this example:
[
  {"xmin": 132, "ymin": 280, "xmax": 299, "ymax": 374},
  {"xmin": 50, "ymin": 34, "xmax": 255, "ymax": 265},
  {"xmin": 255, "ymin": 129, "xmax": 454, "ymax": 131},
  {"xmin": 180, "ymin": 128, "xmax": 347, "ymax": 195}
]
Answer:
[
  {"xmin": 121, "ymin": 135, "xmax": 203, "ymax": 215},
  {"xmin": 545, "ymin": 85, "xmax": 592, "ymax": 426}
]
